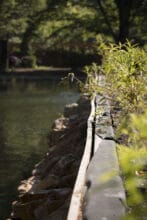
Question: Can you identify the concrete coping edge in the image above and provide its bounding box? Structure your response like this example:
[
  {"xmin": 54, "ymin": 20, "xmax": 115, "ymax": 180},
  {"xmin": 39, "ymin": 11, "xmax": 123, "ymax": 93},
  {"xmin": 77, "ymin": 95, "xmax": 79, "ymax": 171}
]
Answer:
[{"xmin": 67, "ymin": 94, "xmax": 96, "ymax": 220}]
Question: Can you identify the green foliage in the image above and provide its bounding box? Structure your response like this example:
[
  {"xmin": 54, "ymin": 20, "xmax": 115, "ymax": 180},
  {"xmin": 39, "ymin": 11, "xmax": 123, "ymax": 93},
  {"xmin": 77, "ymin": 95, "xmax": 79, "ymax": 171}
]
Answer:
[
  {"xmin": 117, "ymin": 111, "xmax": 147, "ymax": 219},
  {"xmin": 35, "ymin": 2, "xmax": 99, "ymax": 54},
  {"xmin": 117, "ymin": 112, "xmax": 147, "ymax": 149},
  {"xmin": 59, "ymin": 63, "xmax": 101, "ymax": 99},
  {"xmin": 0, "ymin": 0, "xmax": 25, "ymax": 39},
  {"xmin": 59, "ymin": 72, "xmax": 83, "ymax": 90},
  {"xmin": 81, "ymin": 63, "xmax": 100, "ymax": 98},
  {"xmin": 59, "ymin": 61, "xmax": 102, "ymax": 97},
  {"xmin": 78, "ymin": 42, "xmax": 147, "ymax": 110},
  {"xmin": 0, "ymin": 0, "xmax": 146, "ymax": 57},
  {"xmin": 0, "ymin": 0, "xmax": 47, "ymax": 41},
  {"xmin": 100, "ymin": 41, "xmax": 147, "ymax": 112}
]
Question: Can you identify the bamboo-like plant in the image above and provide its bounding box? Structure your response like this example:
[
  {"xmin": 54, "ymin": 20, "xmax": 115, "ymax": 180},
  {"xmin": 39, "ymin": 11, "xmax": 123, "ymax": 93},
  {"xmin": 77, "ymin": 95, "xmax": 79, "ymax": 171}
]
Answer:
[{"xmin": 100, "ymin": 41, "xmax": 147, "ymax": 113}]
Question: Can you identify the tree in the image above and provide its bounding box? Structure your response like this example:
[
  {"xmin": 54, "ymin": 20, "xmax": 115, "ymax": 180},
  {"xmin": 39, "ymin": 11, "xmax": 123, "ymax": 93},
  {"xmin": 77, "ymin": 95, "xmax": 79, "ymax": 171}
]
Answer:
[
  {"xmin": 0, "ymin": 0, "xmax": 37, "ymax": 69},
  {"xmin": 0, "ymin": 40, "xmax": 8, "ymax": 70},
  {"xmin": 94, "ymin": 0, "xmax": 147, "ymax": 43},
  {"xmin": 20, "ymin": 0, "xmax": 68, "ymax": 55},
  {"xmin": 70, "ymin": 0, "xmax": 147, "ymax": 44},
  {"xmin": 0, "ymin": 0, "xmax": 146, "ymax": 69},
  {"xmin": 15, "ymin": 0, "xmax": 147, "ymax": 62},
  {"xmin": 115, "ymin": 0, "xmax": 133, "ymax": 43}
]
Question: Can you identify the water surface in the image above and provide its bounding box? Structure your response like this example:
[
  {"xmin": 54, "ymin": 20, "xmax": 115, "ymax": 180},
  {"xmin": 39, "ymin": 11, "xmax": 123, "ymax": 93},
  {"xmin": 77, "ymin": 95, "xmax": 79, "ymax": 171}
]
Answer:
[{"xmin": 0, "ymin": 79, "xmax": 79, "ymax": 219}]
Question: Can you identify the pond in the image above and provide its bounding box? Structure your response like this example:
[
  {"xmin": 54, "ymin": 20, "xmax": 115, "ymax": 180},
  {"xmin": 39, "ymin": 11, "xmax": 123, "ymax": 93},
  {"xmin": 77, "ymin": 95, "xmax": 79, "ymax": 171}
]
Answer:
[{"xmin": 0, "ymin": 79, "xmax": 79, "ymax": 219}]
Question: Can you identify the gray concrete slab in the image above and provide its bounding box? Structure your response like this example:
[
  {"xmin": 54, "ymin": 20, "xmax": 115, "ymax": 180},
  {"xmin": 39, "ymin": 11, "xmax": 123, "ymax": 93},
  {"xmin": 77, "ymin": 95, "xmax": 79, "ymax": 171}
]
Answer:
[{"xmin": 83, "ymin": 140, "xmax": 126, "ymax": 220}]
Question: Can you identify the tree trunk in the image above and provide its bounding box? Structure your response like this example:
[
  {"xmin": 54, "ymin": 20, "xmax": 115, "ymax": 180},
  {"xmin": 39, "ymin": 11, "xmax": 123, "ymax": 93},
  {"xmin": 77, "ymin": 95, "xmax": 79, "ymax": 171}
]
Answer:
[
  {"xmin": 0, "ymin": 40, "xmax": 8, "ymax": 70},
  {"xmin": 20, "ymin": 9, "xmax": 49, "ymax": 56},
  {"xmin": 97, "ymin": 0, "xmax": 117, "ymax": 42},
  {"xmin": 115, "ymin": 0, "xmax": 133, "ymax": 43},
  {"xmin": 20, "ymin": 24, "xmax": 35, "ymax": 56}
]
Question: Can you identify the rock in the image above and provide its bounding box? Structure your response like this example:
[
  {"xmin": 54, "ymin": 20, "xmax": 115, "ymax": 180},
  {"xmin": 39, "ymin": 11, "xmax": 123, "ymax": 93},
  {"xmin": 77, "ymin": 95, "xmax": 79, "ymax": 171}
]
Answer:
[
  {"xmin": 11, "ymin": 201, "xmax": 21, "ymax": 219},
  {"xmin": 34, "ymin": 198, "xmax": 70, "ymax": 220},
  {"xmin": 49, "ymin": 117, "xmax": 69, "ymax": 146},
  {"xmin": 77, "ymin": 95, "xmax": 91, "ymax": 112},
  {"xmin": 64, "ymin": 103, "xmax": 78, "ymax": 117},
  {"xmin": 51, "ymin": 154, "xmax": 77, "ymax": 176},
  {"xmin": 18, "ymin": 176, "xmax": 39, "ymax": 194},
  {"xmin": 16, "ymin": 199, "xmax": 45, "ymax": 220},
  {"xmin": 43, "ymin": 199, "xmax": 70, "ymax": 220},
  {"xmin": 33, "ymin": 156, "xmax": 60, "ymax": 178},
  {"xmin": 69, "ymin": 114, "xmax": 78, "ymax": 121},
  {"xmin": 19, "ymin": 191, "xmax": 49, "ymax": 203},
  {"xmin": 52, "ymin": 117, "xmax": 69, "ymax": 131},
  {"xmin": 60, "ymin": 173, "xmax": 78, "ymax": 187},
  {"xmin": 32, "ymin": 175, "xmax": 59, "ymax": 191}
]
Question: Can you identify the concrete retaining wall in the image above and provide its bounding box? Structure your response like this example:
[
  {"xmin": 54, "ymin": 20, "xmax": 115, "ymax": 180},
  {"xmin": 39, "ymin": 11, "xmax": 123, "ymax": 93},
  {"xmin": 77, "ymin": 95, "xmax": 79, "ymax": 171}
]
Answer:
[{"xmin": 68, "ymin": 93, "xmax": 126, "ymax": 220}]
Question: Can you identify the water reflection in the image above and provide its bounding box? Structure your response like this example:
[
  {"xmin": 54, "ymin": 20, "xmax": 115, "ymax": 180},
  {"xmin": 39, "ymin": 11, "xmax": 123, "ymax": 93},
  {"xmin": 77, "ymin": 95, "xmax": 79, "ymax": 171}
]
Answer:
[{"xmin": 0, "ymin": 80, "xmax": 79, "ymax": 219}]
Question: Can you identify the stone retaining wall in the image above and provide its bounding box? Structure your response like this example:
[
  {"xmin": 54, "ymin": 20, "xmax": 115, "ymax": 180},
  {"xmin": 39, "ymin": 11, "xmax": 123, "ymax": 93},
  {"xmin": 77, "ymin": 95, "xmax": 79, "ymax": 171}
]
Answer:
[{"xmin": 67, "ymin": 94, "xmax": 126, "ymax": 220}]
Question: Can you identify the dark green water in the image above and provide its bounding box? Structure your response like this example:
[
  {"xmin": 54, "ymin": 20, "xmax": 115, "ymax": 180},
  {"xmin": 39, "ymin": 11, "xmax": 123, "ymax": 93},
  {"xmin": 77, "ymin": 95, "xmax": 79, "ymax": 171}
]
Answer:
[{"xmin": 0, "ymin": 80, "xmax": 79, "ymax": 219}]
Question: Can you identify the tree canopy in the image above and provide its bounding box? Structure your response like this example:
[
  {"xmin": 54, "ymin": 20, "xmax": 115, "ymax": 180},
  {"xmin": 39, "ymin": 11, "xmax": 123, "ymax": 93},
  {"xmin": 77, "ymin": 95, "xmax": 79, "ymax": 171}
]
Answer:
[{"xmin": 0, "ymin": 0, "xmax": 146, "ymax": 65}]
